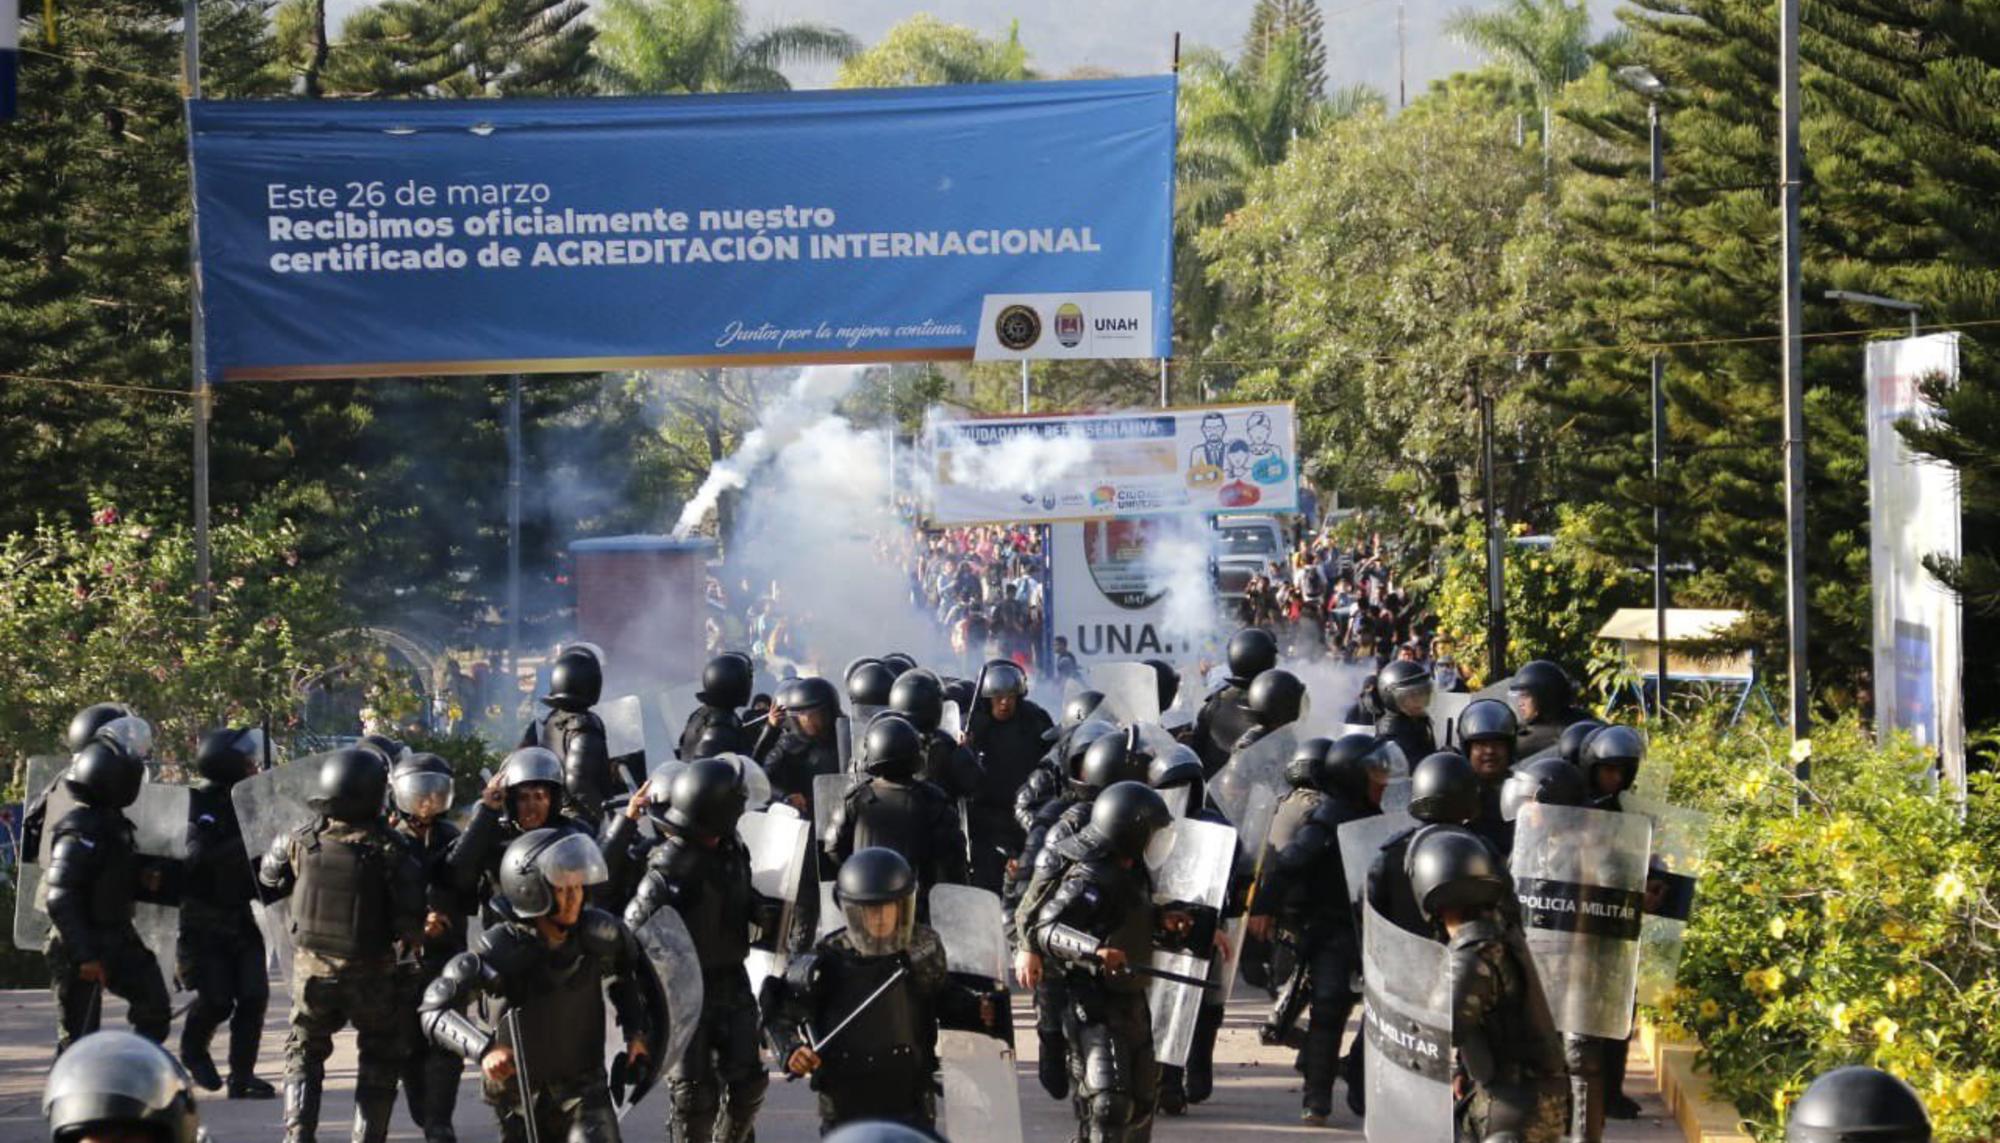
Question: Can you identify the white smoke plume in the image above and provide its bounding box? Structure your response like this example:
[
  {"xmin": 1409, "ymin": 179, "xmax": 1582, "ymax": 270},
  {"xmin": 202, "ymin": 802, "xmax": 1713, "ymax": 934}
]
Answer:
[
  {"xmin": 944, "ymin": 430, "xmax": 1094, "ymax": 496},
  {"xmin": 672, "ymin": 365, "xmax": 870, "ymax": 539},
  {"xmin": 1136, "ymin": 514, "xmax": 1223, "ymax": 658}
]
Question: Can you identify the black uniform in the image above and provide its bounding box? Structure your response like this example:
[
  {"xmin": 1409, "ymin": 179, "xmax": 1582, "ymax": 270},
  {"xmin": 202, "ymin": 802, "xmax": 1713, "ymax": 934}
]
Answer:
[
  {"xmin": 394, "ymin": 811, "xmax": 473, "ymax": 1142},
  {"xmin": 1192, "ymin": 682, "xmax": 1255, "ymax": 777},
  {"xmin": 525, "ymin": 708, "xmax": 617, "ymax": 831},
  {"xmin": 827, "ymin": 778, "xmax": 968, "ymax": 898},
  {"xmin": 449, "ymin": 802, "xmax": 593, "ymax": 918},
  {"xmin": 962, "ymin": 700, "xmax": 1055, "ymax": 892},
  {"xmin": 623, "ymin": 825, "xmax": 769, "ymax": 1143},
  {"xmin": 918, "ymin": 728, "xmax": 984, "ymax": 802},
  {"xmin": 178, "ymin": 780, "xmax": 270, "ymax": 1089},
  {"xmin": 421, "ymin": 909, "xmax": 652, "ymax": 1143},
  {"xmin": 755, "ymin": 724, "xmax": 842, "ymax": 815},
  {"xmin": 1450, "ymin": 917, "xmax": 1570, "ymax": 1142},
  {"xmin": 261, "ymin": 815, "xmax": 426, "ymax": 1143},
  {"xmin": 1374, "ymin": 708, "xmax": 1436, "ymax": 768},
  {"xmin": 679, "ymin": 704, "xmax": 751, "ymax": 760},
  {"xmin": 45, "ymin": 803, "xmax": 174, "ymax": 1053}
]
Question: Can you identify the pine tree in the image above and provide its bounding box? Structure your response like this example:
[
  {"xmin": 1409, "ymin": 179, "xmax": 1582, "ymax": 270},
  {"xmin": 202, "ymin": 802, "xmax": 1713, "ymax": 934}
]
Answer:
[{"xmin": 1242, "ymin": 0, "xmax": 1327, "ymax": 99}]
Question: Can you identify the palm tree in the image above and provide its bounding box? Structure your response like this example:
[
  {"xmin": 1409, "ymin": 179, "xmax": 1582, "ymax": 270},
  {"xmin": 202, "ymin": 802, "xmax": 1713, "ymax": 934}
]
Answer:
[
  {"xmin": 1443, "ymin": 0, "xmax": 1593, "ymax": 103},
  {"xmin": 593, "ymin": 0, "xmax": 856, "ymax": 94}
]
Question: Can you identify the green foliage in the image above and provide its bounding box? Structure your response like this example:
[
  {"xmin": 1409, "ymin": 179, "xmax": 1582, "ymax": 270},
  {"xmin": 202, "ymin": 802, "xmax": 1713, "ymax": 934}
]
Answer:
[
  {"xmin": 592, "ymin": 0, "xmax": 855, "ymax": 94},
  {"xmin": 1423, "ymin": 507, "xmax": 1645, "ymax": 687},
  {"xmin": 1444, "ymin": 0, "xmax": 1595, "ymax": 101},
  {"xmin": 834, "ymin": 14, "xmax": 1032, "ymax": 89},
  {"xmin": 403, "ymin": 730, "xmax": 505, "ymax": 805},
  {"xmin": 0, "ymin": 501, "xmax": 374, "ymax": 772},
  {"xmin": 1241, "ymin": 0, "xmax": 1327, "ymax": 100},
  {"xmin": 1653, "ymin": 713, "xmax": 2000, "ymax": 1140}
]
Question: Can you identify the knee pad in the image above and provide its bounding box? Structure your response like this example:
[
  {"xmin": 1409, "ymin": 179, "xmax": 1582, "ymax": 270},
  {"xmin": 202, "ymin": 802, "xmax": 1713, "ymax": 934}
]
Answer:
[
  {"xmin": 671, "ymin": 1078, "xmax": 719, "ymax": 1116},
  {"xmin": 1088, "ymin": 1091, "xmax": 1133, "ymax": 1132},
  {"xmin": 1079, "ymin": 1033, "xmax": 1125, "ymax": 1099}
]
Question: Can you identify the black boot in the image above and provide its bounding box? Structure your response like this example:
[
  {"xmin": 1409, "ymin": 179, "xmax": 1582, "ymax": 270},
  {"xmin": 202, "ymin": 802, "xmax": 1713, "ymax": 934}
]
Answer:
[
  {"xmin": 1038, "ymin": 1033, "xmax": 1071, "ymax": 1100},
  {"xmin": 1157, "ymin": 1064, "xmax": 1188, "ymax": 1117},
  {"xmin": 1606, "ymin": 1036, "xmax": 1642, "ymax": 1119},
  {"xmin": 284, "ymin": 1078, "xmax": 322, "ymax": 1143},
  {"xmin": 1185, "ymin": 1003, "xmax": 1223, "ymax": 1104},
  {"xmin": 180, "ymin": 1008, "xmax": 224, "ymax": 1092},
  {"xmin": 420, "ymin": 1050, "xmax": 462, "ymax": 1142},
  {"xmin": 351, "ymin": 1085, "xmax": 397, "ymax": 1143},
  {"xmin": 228, "ymin": 1074, "xmax": 277, "ymax": 1099}
]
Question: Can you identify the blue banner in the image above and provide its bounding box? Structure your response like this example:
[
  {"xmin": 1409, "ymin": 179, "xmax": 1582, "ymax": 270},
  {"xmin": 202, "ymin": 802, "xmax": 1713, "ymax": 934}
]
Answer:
[{"xmin": 187, "ymin": 77, "xmax": 1176, "ymax": 381}]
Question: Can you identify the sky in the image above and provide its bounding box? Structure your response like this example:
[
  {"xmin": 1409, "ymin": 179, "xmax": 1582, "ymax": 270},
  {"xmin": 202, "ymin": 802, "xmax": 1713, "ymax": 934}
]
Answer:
[{"xmin": 319, "ymin": 0, "xmax": 1511, "ymax": 103}]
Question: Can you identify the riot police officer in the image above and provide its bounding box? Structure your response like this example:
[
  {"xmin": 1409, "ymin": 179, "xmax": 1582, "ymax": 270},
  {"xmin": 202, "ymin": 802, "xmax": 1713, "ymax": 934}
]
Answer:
[
  {"xmin": 962, "ymin": 661, "xmax": 1055, "ymax": 893},
  {"xmin": 523, "ymin": 645, "xmax": 620, "ymax": 829},
  {"xmin": 44, "ymin": 718, "xmax": 173, "ymax": 1055},
  {"xmin": 22, "ymin": 702, "xmax": 137, "ymax": 866},
  {"xmin": 1557, "ymin": 718, "xmax": 1608, "ymax": 769},
  {"xmin": 1786, "ymin": 1066, "xmax": 1932, "ymax": 1141},
  {"xmin": 43, "ymin": 1029, "xmax": 201, "ymax": 1143},
  {"xmin": 1238, "ymin": 668, "xmax": 1308, "ymax": 752},
  {"xmin": 754, "ymin": 674, "xmax": 843, "ymax": 816},
  {"xmin": 1014, "ymin": 690, "xmax": 1107, "ymax": 831},
  {"xmin": 390, "ymin": 753, "xmax": 474, "ymax": 1142},
  {"xmin": 623, "ymin": 759, "xmax": 768, "ymax": 1143},
  {"xmin": 1509, "ymin": 660, "xmax": 1591, "ymax": 758},
  {"xmin": 1458, "ymin": 698, "xmax": 1521, "ymax": 856},
  {"xmin": 259, "ymin": 748, "xmax": 426, "ymax": 1143},
  {"xmin": 1581, "ymin": 725, "xmax": 1645, "ymax": 811},
  {"xmin": 1029, "ymin": 782, "xmax": 1182, "ymax": 1143},
  {"xmin": 767, "ymin": 848, "xmax": 992, "ymax": 1132},
  {"xmin": 826, "ymin": 714, "xmax": 968, "ymax": 898},
  {"xmin": 179, "ymin": 726, "xmax": 275, "ymax": 1098},
  {"xmin": 1367, "ymin": 751, "xmax": 1494, "ymax": 938},
  {"xmin": 422, "ymin": 829, "xmax": 659, "ymax": 1143},
  {"xmin": 1246, "ymin": 731, "xmax": 1388, "ymax": 1124},
  {"xmin": 1374, "ymin": 659, "xmax": 1437, "ymax": 764},
  {"xmin": 846, "ymin": 659, "xmax": 899, "ymax": 710},
  {"xmin": 1194, "ymin": 628, "xmax": 1278, "ymax": 774},
  {"xmin": 682, "ymin": 652, "xmax": 755, "ymax": 760},
  {"xmin": 889, "ymin": 669, "xmax": 983, "ymax": 800},
  {"xmin": 451, "ymin": 746, "xmax": 593, "ymax": 916},
  {"xmin": 1409, "ymin": 829, "xmax": 1569, "ymax": 1143}
]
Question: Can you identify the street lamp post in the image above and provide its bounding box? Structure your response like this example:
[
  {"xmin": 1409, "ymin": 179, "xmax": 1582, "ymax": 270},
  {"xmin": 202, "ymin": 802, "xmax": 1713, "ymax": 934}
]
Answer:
[
  {"xmin": 1825, "ymin": 290, "xmax": 1921, "ymax": 337},
  {"xmin": 1621, "ymin": 65, "xmax": 1671, "ymax": 721}
]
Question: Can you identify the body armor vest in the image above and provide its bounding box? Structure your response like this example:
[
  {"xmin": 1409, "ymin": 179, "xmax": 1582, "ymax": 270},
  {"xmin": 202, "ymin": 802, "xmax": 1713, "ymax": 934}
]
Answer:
[{"xmin": 291, "ymin": 825, "xmax": 391, "ymax": 960}]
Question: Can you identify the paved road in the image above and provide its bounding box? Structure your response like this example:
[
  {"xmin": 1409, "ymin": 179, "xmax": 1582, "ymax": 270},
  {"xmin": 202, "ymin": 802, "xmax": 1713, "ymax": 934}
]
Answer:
[{"xmin": 0, "ymin": 987, "xmax": 1689, "ymax": 1141}]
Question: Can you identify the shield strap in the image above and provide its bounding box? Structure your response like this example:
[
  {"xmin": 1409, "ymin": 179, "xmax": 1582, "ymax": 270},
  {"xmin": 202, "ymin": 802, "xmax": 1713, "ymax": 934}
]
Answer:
[{"xmin": 1514, "ymin": 877, "xmax": 1644, "ymax": 941}]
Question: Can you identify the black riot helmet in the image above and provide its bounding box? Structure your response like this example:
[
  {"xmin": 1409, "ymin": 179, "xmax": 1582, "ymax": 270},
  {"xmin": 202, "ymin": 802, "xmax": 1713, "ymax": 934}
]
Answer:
[
  {"xmin": 356, "ymin": 734, "xmax": 405, "ymax": 776},
  {"xmin": 1148, "ymin": 745, "xmax": 1205, "ymax": 816},
  {"xmin": 846, "ymin": 660, "xmax": 898, "ymax": 708},
  {"xmin": 65, "ymin": 702, "xmax": 137, "ymax": 754},
  {"xmin": 1144, "ymin": 659, "xmax": 1180, "ymax": 714},
  {"xmin": 309, "ymin": 748, "xmax": 389, "ymax": 824},
  {"xmin": 1247, "ymin": 669, "xmax": 1308, "ymax": 728},
  {"xmin": 689, "ymin": 726, "xmax": 736, "ymax": 761},
  {"xmin": 43, "ymin": 1029, "xmax": 201, "ymax": 1143},
  {"xmin": 1318, "ymin": 733, "xmax": 1389, "ymax": 803},
  {"xmin": 64, "ymin": 741, "xmax": 146, "ymax": 810},
  {"xmin": 1378, "ymin": 659, "xmax": 1434, "ymax": 718},
  {"xmin": 545, "ymin": 647, "xmax": 604, "ymax": 712},
  {"xmin": 1077, "ymin": 728, "xmax": 1153, "ymax": 795},
  {"xmin": 788, "ymin": 676, "xmax": 843, "ymax": 720},
  {"xmin": 889, "ymin": 670, "xmax": 946, "ymax": 734},
  {"xmin": 665, "ymin": 757, "xmax": 749, "ymax": 840},
  {"xmin": 979, "ymin": 661, "xmax": 1029, "ymax": 700},
  {"xmin": 1785, "ymin": 1066, "xmax": 1932, "ymax": 1143},
  {"xmin": 1409, "ymin": 751, "xmax": 1481, "ymax": 825},
  {"xmin": 498, "ymin": 829, "xmax": 607, "ymax": 922},
  {"xmin": 1225, "ymin": 627, "xmax": 1280, "ymax": 686},
  {"xmin": 1582, "ymin": 725, "xmax": 1645, "ymax": 795},
  {"xmin": 1083, "ymin": 781, "xmax": 1173, "ymax": 862},
  {"xmin": 699, "ymin": 653, "xmax": 754, "ymax": 710},
  {"xmin": 1500, "ymin": 755, "xmax": 1588, "ymax": 820},
  {"xmin": 1059, "ymin": 690, "xmax": 1108, "ymax": 730},
  {"xmin": 501, "ymin": 746, "xmax": 564, "ymax": 794},
  {"xmin": 391, "ymin": 752, "xmax": 455, "ymax": 821},
  {"xmin": 1559, "ymin": 719, "xmax": 1608, "ymax": 769},
  {"xmin": 834, "ymin": 847, "xmax": 917, "ymax": 957},
  {"xmin": 1456, "ymin": 699, "xmax": 1518, "ymax": 749},
  {"xmin": 1409, "ymin": 827, "xmax": 1510, "ymax": 923},
  {"xmin": 1288, "ymin": 738, "xmax": 1334, "ymax": 790},
  {"xmin": 1508, "ymin": 660, "xmax": 1572, "ymax": 723},
  {"xmin": 880, "ymin": 652, "xmax": 919, "ymax": 677},
  {"xmin": 861, "ymin": 714, "xmax": 924, "ymax": 782},
  {"xmin": 942, "ymin": 677, "xmax": 977, "ymax": 712},
  {"xmin": 1063, "ymin": 719, "xmax": 1120, "ymax": 778},
  {"xmin": 194, "ymin": 726, "xmax": 265, "ymax": 786}
]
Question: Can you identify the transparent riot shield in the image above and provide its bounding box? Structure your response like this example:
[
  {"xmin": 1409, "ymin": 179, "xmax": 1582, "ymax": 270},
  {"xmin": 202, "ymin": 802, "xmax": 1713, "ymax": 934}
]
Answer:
[
  {"xmin": 939, "ymin": 701, "xmax": 964, "ymax": 742},
  {"xmin": 657, "ymin": 681, "xmax": 702, "ymax": 747},
  {"xmin": 1361, "ymin": 900, "xmax": 1454, "ymax": 1141},
  {"xmin": 812, "ymin": 773, "xmax": 851, "ymax": 846},
  {"xmin": 835, "ymin": 717, "xmax": 854, "ymax": 771},
  {"xmin": 1337, "ymin": 812, "xmax": 1417, "ymax": 908},
  {"xmin": 1509, "ymin": 802, "xmax": 1653, "ymax": 1039},
  {"xmin": 599, "ymin": 696, "xmax": 646, "ymax": 788},
  {"xmin": 1091, "ymin": 662, "xmax": 1162, "ymax": 727},
  {"xmin": 816, "ymin": 880, "xmax": 840, "ymax": 940},
  {"xmin": 1428, "ymin": 691, "xmax": 1474, "ymax": 749},
  {"xmin": 618, "ymin": 906, "xmax": 705, "ymax": 1118},
  {"xmin": 231, "ymin": 759, "xmax": 327, "ymax": 981},
  {"xmin": 712, "ymin": 753, "xmax": 771, "ymax": 812},
  {"xmin": 1144, "ymin": 816, "xmax": 1236, "ymax": 1067},
  {"xmin": 1209, "ymin": 726, "xmax": 1298, "ymax": 835},
  {"xmin": 12, "ymin": 754, "xmax": 69, "ymax": 954},
  {"xmin": 928, "ymin": 884, "xmax": 1008, "ymax": 986},
  {"xmin": 737, "ymin": 808, "xmax": 811, "ymax": 1000},
  {"xmin": 937, "ymin": 1029, "xmax": 1025, "ymax": 1143},
  {"xmin": 1624, "ymin": 797, "xmax": 1708, "ymax": 1009},
  {"xmin": 1221, "ymin": 783, "xmax": 1279, "ymax": 1004}
]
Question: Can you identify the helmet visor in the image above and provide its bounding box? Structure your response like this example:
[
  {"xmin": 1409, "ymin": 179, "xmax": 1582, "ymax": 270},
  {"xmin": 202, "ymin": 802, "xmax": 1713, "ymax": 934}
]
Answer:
[
  {"xmin": 97, "ymin": 716, "xmax": 154, "ymax": 760},
  {"xmin": 841, "ymin": 891, "xmax": 914, "ymax": 956},
  {"xmin": 534, "ymin": 833, "xmax": 609, "ymax": 892},
  {"xmin": 392, "ymin": 770, "xmax": 453, "ymax": 819}
]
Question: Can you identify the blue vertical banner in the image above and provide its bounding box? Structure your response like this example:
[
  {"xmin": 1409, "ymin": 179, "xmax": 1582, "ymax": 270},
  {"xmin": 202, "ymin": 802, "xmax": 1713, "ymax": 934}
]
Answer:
[{"xmin": 186, "ymin": 76, "xmax": 1177, "ymax": 381}]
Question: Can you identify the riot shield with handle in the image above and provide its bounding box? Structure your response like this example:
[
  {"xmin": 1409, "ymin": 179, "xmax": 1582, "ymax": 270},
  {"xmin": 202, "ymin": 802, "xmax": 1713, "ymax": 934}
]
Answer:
[
  {"xmin": 610, "ymin": 906, "xmax": 703, "ymax": 1119},
  {"xmin": 16, "ymin": 759, "xmax": 189, "ymax": 995},
  {"xmin": 1428, "ymin": 691, "xmax": 1474, "ymax": 749},
  {"xmin": 1337, "ymin": 811, "xmax": 1417, "ymax": 908},
  {"xmin": 927, "ymin": 883, "xmax": 1013, "ymax": 1046},
  {"xmin": 1143, "ymin": 816, "xmax": 1236, "ymax": 1067},
  {"xmin": 1509, "ymin": 801, "xmax": 1653, "ymax": 1039},
  {"xmin": 1091, "ymin": 662, "xmax": 1162, "ymax": 727},
  {"xmin": 599, "ymin": 695, "xmax": 647, "ymax": 791},
  {"xmin": 657, "ymin": 681, "xmax": 702, "ymax": 750},
  {"xmin": 1209, "ymin": 726, "xmax": 1298, "ymax": 835},
  {"xmin": 12, "ymin": 754, "xmax": 70, "ymax": 955},
  {"xmin": 736, "ymin": 808, "xmax": 811, "ymax": 1002},
  {"xmin": 230, "ymin": 758, "xmax": 328, "ymax": 982},
  {"xmin": 1360, "ymin": 900, "xmax": 1454, "ymax": 1142},
  {"xmin": 936, "ymin": 1030, "xmax": 1026, "ymax": 1143},
  {"xmin": 1624, "ymin": 797, "xmax": 1708, "ymax": 1009},
  {"xmin": 1220, "ymin": 783, "xmax": 1279, "ymax": 1004}
]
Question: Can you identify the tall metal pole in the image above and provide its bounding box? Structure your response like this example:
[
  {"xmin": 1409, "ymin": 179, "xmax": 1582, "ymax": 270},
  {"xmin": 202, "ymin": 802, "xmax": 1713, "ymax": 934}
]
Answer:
[
  {"xmin": 1779, "ymin": 0, "xmax": 1811, "ymax": 760},
  {"xmin": 1396, "ymin": 2, "xmax": 1407, "ymax": 109},
  {"xmin": 1649, "ymin": 99, "xmax": 1668, "ymax": 720},
  {"xmin": 1480, "ymin": 390, "xmax": 1508, "ymax": 678},
  {"xmin": 1158, "ymin": 359, "xmax": 1168, "ymax": 408},
  {"xmin": 1019, "ymin": 359, "xmax": 1030, "ymax": 414},
  {"xmin": 182, "ymin": 0, "xmax": 211, "ymax": 613},
  {"xmin": 507, "ymin": 376, "xmax": 523, "ymax": 680}
]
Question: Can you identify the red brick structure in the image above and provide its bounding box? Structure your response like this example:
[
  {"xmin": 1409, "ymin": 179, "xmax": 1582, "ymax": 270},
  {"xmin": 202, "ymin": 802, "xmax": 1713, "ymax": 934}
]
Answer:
[{"xmin": 569, "ymin": 535, "xmax": 715, "ymax": 695}]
